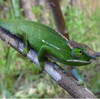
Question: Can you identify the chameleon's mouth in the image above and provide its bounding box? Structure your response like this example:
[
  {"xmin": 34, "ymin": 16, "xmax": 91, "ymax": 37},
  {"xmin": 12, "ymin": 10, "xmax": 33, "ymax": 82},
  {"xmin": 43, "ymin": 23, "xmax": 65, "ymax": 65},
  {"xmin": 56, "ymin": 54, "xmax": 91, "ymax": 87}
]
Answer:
[{"xmin": 67, "ymin": 59, "xmax": 91, "ymax": 64}]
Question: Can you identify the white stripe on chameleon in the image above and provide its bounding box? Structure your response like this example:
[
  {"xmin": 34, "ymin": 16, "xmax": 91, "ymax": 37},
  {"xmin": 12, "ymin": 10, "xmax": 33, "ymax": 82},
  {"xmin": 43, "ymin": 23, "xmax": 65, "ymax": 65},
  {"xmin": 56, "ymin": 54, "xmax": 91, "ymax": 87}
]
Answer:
[
  {"xmin": 42, "ymin": 40, "xmax": 60, "ymax": 50},
  {"xmin": 67, "ymin": 59, "xmax": 91, "ymax": 63},
  {"xmin": 48, "ymin": 43, "xmax": 60, "ymax": 50},
  {"xmin": 42, "ymin": 40, "xmax": 45, "ymax": 43}
]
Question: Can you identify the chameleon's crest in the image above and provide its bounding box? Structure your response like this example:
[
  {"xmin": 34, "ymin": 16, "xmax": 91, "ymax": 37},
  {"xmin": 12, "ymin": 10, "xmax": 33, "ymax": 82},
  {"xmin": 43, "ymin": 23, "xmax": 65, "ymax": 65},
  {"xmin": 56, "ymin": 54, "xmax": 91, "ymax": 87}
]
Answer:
[{"xmin": 67, "ymin": 41, "xmax": 100, "ymax": 60}]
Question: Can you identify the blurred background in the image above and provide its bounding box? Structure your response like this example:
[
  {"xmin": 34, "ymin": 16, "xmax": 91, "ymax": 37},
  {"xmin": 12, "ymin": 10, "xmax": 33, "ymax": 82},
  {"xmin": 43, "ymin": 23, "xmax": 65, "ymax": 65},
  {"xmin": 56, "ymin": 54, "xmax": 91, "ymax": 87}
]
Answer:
[{"xmin": 0, "ymin": 0, "xmax": 100, "ymax": 98}]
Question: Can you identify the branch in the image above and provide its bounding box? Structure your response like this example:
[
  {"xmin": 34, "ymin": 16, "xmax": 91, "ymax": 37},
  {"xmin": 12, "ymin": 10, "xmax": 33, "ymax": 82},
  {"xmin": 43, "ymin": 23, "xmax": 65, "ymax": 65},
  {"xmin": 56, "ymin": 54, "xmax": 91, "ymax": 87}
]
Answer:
[
  {"xmin": 20, "ymin": 0, "xmax": 34, "ymax": 20},
  {"xmin": 47, "ymin": 0, "xmax": 69, "ymax": 39},
  {"xmin": 0, "ymin": 27, "xmax": 96, "ymax": 98}
]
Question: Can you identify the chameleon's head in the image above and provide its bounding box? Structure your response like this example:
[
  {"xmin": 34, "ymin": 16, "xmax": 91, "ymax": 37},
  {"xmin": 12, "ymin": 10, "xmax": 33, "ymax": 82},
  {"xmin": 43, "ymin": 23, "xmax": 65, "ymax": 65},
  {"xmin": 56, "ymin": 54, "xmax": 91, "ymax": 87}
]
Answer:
[{"xmin": 65, "ymin": 41, "xmax": 100, "ymax": 66}]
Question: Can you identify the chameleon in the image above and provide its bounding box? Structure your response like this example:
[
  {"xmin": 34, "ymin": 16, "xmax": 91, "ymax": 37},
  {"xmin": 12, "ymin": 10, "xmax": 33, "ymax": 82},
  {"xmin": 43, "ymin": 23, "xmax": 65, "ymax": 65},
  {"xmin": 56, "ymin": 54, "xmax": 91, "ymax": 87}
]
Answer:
[{"xmin": 0, "ymin": 19, "xmax": 100, "ymax": 83}]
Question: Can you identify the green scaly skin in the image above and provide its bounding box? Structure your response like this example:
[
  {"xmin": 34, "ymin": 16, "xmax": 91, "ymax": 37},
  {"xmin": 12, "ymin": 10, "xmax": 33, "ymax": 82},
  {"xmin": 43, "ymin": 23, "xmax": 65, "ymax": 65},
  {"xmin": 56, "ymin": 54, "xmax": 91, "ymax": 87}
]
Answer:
[{"xmin": 0, "ymin": 19, "xmax": 100, "ymax": 83}]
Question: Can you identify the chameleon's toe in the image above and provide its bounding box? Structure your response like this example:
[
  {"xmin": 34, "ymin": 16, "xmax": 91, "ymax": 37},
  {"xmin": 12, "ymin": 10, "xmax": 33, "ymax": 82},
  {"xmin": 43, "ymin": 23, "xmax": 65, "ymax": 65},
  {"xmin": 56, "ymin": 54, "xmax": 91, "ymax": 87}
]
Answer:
[
  {"xmin": 78, "ymin": 80, "xmax": 84, "ymax": 85},
  {"xmin": 78, "ymin": 80, "xmax": 86, "ymax": 87}
]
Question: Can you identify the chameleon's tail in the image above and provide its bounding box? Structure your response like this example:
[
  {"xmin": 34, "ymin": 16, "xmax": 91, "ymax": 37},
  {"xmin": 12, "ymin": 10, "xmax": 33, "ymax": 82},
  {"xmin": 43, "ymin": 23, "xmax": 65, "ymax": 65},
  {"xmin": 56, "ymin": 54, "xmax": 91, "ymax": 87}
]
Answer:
[
  {"xmin": 0, "ymin": 18, "xmax": 16, "ymax": 34},
  {"xmin": 0, "ymin": 18, "xmax": 7, "ymax": 28},
  {"xmin": 0, "ymin": 18, "xmax": 5, "ymax": 29}
]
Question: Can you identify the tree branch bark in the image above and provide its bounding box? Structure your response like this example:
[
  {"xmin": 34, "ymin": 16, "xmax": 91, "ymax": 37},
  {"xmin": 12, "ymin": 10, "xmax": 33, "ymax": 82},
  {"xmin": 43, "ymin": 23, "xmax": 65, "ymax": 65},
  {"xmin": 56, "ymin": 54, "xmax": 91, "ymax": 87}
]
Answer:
[
  {"xmin": 47, "ymin": 0, "xmax": 69, "ymax": 39},
  {"xmin": 0, "ymin": 27, "xmax": 96, "ymax": 98}
]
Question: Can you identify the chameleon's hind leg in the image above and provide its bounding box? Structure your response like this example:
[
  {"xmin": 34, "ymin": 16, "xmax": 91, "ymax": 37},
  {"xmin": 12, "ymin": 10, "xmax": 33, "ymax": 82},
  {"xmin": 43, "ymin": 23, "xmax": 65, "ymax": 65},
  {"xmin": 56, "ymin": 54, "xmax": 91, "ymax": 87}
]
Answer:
[
  {"xmin": 38, "ymin": 45, "xmax": 52, "ymax": 71},
  {"xmin": 69, "ymin": 67, "xmax": 85, "ymax": 85},
  {"xmin": 22, "ymin": 32, "xmax": 28, "ymax": 55},
  {"xmin": 17, "ymin": 29, "xmax": 28, "ymax": 55}
]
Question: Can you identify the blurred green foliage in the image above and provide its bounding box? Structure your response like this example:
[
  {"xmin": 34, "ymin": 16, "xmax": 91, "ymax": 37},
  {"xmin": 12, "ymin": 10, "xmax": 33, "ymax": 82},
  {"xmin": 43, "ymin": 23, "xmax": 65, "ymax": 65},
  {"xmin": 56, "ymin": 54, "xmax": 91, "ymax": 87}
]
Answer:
[
  {"xmin": 0, "ymin": 0, "xmax": 100, "ymax": 98},
  {"xmin": 65, "ymin": 5, "xmax": 100, "ymax": 97}
]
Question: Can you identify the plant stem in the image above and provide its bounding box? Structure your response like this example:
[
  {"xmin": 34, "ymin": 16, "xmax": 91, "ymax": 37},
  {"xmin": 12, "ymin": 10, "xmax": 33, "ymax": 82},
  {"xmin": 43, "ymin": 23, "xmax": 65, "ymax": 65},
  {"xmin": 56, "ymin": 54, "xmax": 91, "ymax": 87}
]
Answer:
[{"xmin": 4, "ymin": 46, "xmax": 11, "ymax": 93}]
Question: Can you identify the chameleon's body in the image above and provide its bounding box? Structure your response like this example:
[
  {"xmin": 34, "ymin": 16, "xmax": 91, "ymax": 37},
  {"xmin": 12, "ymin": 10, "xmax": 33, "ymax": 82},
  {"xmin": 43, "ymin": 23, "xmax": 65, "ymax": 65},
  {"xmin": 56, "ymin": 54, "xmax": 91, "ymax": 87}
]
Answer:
[
  {"xmin": 0, "ymin": 20, "xmax": 97, "ymax": 66},
  {"xmin": 0, "ymin": 19, "xmax": 100, "ymax": 83}
]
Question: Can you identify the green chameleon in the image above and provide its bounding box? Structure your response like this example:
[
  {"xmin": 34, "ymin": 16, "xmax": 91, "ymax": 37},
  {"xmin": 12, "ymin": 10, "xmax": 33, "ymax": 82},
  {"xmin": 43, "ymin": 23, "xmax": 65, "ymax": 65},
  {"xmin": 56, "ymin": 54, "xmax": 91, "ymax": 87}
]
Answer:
[{"xmin": 0, "ymin": 19, "xmax": 100, "ymax": 83}]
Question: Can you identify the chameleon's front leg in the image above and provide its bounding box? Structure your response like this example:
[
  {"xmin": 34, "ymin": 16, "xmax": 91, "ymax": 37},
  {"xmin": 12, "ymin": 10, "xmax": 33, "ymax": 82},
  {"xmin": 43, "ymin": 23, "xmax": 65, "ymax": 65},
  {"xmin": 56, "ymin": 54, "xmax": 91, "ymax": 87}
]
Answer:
[
  {"xmin": 17, "ymin": 29, "xmax": 28, "ymax": 55},
  {"xmin": 69, "ymin": 67, "xmax": 85, "ymax": 85},
  {"xmin": 38, "ymin": 45, "xmax": 52, "ymax": 70}
]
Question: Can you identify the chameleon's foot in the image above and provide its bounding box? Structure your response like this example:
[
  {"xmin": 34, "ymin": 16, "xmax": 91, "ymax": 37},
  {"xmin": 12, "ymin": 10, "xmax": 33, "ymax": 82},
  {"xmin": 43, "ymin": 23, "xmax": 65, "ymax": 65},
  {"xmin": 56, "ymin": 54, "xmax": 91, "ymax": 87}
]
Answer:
[
  {"xmin": 78, "ymin": 80, "xmax": 84, "ymax": 85},
  {"xmin": 69, "ymin": 67, "xmax": 86, "ymax": 86},
  {"xmin": 77, "ymin": 80, "xmax": 86, "ymax": 87},
  {"xmin": 23, "ymin": 48, "xmax": 28, "ymax": 55}
]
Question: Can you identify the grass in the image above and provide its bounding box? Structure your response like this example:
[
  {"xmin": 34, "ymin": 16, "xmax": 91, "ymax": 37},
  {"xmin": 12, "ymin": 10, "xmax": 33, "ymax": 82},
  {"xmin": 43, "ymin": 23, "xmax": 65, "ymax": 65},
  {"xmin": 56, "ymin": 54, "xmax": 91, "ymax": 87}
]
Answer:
[{"xmin": 65, "ymin": 5, "xmax": 100, "ymax": 97}]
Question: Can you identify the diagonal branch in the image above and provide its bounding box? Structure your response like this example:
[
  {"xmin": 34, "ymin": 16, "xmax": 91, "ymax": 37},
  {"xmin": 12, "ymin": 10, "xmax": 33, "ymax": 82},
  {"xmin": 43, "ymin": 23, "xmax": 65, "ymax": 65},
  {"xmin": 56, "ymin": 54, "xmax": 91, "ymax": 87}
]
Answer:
[
  {"xmin": 0, "ymin": 27, "xmax": 96, "ymax": 98},
  {"xmin": 47, "ymin": 0, "xmax": 69, "ymax": 39}
]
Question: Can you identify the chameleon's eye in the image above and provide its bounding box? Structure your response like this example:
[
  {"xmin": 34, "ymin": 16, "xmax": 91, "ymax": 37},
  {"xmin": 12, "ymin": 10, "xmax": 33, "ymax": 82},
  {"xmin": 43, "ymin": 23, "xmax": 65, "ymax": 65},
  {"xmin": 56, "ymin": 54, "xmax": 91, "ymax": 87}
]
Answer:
[{"xmin": 71, "ymin": 48, "xmax": 82, "ymax": 59}]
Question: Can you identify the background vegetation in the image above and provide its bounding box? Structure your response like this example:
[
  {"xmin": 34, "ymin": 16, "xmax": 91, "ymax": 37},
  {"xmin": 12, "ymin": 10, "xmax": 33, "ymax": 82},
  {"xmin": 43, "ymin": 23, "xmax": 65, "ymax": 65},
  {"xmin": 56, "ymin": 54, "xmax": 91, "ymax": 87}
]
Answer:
[{"xmin": 0, "ymin": 0, "xmax": 100, "ymax": 98}]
